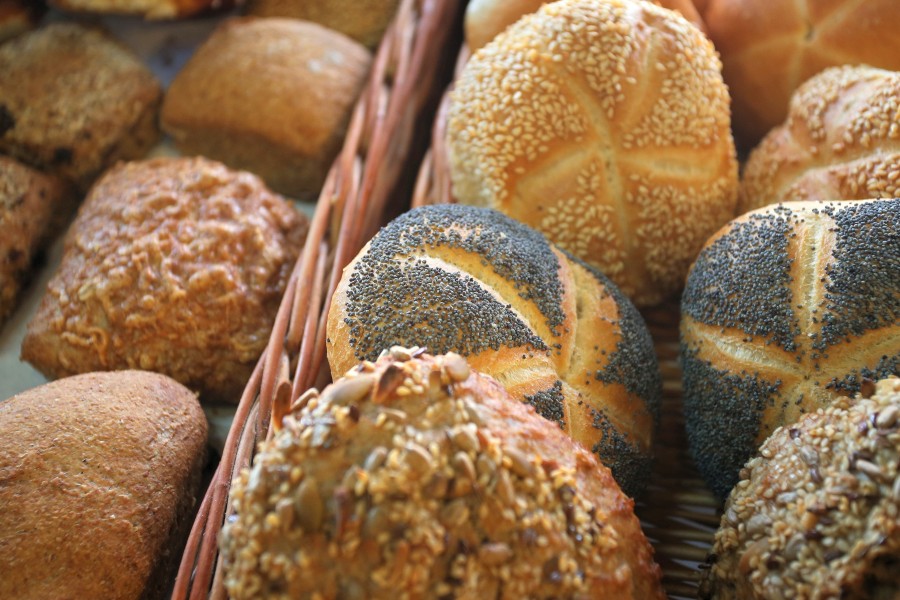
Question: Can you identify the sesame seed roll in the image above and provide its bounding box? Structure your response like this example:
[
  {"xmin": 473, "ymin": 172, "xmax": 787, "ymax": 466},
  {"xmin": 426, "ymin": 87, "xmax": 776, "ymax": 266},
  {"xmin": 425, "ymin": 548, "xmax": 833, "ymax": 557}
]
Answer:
[
  {"xmin": 446, "ymin": 0, "xmax": 738, "ymax": 307},
  {"xmin": 220, "ymin": 349, "xmax": 666, "ymax": 599},
  {"xmin": 738, "ymin": 65, "xmax": 900, "ymax": 215},
  {"xmin": 327, "ymin": 204, "xmax": 661, "ymax": 498},
  {"xmin": 680, "ymin": 199, "xmax": 900, "ymax": 499}
]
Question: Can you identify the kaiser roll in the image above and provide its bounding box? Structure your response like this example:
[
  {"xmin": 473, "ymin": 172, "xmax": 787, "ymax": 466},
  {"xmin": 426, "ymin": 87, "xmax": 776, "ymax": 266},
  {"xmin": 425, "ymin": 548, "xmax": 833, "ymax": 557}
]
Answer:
[
  {"xmin": 738, "ymin": 65, "xmax": 900, "ymax": 215},
  {"xmin": 220, "ymin": 349, "xmax": 666, "ymax": 599},
  {"xmin": 447, "ymin": 0, "xmax": 738, "ymax": 307},
  {"xmin": 326, "ymin": 203, "xmax": 660, "ymax": 497},
  {"xmin": 681, "ymin": 199, "xmax": 900, "ymax": 499}
]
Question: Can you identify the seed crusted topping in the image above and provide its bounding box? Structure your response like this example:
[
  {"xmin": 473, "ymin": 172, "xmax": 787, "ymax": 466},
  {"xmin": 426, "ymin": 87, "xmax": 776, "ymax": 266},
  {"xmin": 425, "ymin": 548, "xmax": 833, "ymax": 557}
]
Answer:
[
  {"xmin": 701, "ymin": 378, "xmax": 900, "ymax": 599},
  {"xmin": 220, "ymin": 350, "xmax": 664, "ymax": 598},
  {"xmin": 524, "ymin": 380, "xmax": 566, "ymax": 429}
]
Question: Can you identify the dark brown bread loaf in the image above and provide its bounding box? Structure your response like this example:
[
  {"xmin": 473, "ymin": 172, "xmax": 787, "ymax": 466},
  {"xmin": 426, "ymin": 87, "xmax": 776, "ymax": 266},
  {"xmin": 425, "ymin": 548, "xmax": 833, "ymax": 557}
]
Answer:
[
  {"xmin": 327, "ymin": 203, "xmax": 660, "ymax": 497},
  {"xmin": 0, "ymin": 370, "xmax": 208, "ymax": 600},
  {"xmin": 681, "ymin": 199, "xmax": 900, "ymax": 499},
  {"xmin": 220, "ymin": 349, "xmax": 666, "ymax": 599}
]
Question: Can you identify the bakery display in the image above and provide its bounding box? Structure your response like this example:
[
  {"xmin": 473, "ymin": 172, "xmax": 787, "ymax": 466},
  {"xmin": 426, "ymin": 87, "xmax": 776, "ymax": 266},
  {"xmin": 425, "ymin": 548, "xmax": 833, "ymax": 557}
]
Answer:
[
  {"xmin": 327, "ymin": 203, "xmax": 660, "ymax": 497},
  {"xmin": 220, "ymin": 348, "xmax": 666, "ymax": 599},
  {"xmin": 21, "ymin": 157, "xmax": 308, "ymax": 404},
  {"xmin": 0, "ymin": 23, "xmax": 162, "ymax": 192},
  {"xmin": 738, "ymin": 65, "xmax": 900, "ymax": 215},
  {"xmin": 246, "ymin": 0, "xmax": 400, "ymax": 49},
  {"xmin": 464, "ymin": 0, "xmax": 706, "ymax": 51},
  {"xmin": 705, "ymin": 0, "xmax": 900, "ymax": 149},
  {"xmin": 446, "ymin": 0, "xmax": 738, "ymax": 307},
  {"xmin": 681, "ymin": 199, "xmax": 900, "ymax": 499},
  {"xmin": 161, "ymin": 17, "xmax": 372, "ymax": 201},
  {"xmin": 0, "ymin": 155, "xmax": 72, "ymax": 328},
  {"xmin": 46, "ymin": 0, "xmax": 233, "ymax": 19},
  {"xmin": 0, "ymin": 370, "xmax": 208, "ymax": 600},
  {"xmin": 700, "ymin": 377, "xmax": 900, "ymax": 599}
]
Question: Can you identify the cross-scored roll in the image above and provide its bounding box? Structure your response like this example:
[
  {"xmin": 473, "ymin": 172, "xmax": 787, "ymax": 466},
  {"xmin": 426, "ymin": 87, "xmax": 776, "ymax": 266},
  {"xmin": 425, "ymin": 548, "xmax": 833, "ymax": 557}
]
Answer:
[
  {"xmin": 681, "ymin": 199, "xmax": 900, "ymax": 499},
  {"xmin": 327, "ymin": 203, "xmax": 660, "ymax": 497}
]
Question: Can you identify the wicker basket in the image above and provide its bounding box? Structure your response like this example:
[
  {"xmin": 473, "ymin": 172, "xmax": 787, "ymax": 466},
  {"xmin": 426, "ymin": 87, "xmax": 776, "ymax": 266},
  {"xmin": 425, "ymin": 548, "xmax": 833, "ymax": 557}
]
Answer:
[
  {"xmin": 410, "ymin": 49, "xmax": 724, "ymax": 600},
  {"xmin": 172, "ymin": 1, "xmax": 462, "ymax": 596}
]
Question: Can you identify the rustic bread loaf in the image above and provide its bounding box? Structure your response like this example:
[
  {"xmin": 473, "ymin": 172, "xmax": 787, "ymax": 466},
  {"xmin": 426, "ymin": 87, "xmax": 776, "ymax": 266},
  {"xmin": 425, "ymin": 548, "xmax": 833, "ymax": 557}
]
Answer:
[
  {"xmin": 0, "ymin": 23, "xmax": 162, "ymax": 192},
  {"xmin": 447, "ymin": 0, "xmax": 738, "ymax": 307},
  {"xmin": 326, "ymin": 204, "xmax": 660, "ymax": 497},
  {"xmin": 705, "ymin": 0, "xmax": 900, "ymax": 149},
  {"xmin": 464, "ymin": 0, "xmax": 706, "ymax": 51},
  {"xmin": 701, "ymin": 378, "xmax": 900, "ymax": 600},
  {"xmin": 245, "ymin": 0, "xmax": 400, "ymax": 49},
  {"xmin": 738, "ymin": 65, "xmax": 900, "ymax": 215},
  {"xmin": 681, "ymin": 199, "xmax": 900, "ymax": 499},
  {"xmin": 46, "ymin": 0, "xmax": 231, "ymax": 18},
  {"xmin": 0, "ymin": 155, "xmax": 72, "ymax": 328},
  {"xmin": 161, "ymin": 17, "xmax": 372, "ymax": 201},
  {"xmin": 220, "ymin": 349, "xmax": 666, "ymax": 599},
  {"xmin": 21, "ymin": 157, "xmax": 308, "ymax": 404},
  {"xmin": 0, "ymin": 370, "xmax": 208, "ymax": 600}
]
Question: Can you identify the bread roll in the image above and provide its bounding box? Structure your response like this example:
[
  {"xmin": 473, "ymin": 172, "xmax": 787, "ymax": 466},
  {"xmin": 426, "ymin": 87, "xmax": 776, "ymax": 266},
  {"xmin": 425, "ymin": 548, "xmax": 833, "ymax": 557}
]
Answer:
[
  {"xmin": 681, "ymin": 199, "xmax": 900, "ymax": 499},
  {"xmin": 738, "ymin": 65, "xmax": 900, "ymax": 215},
  {"xmin": 246, "ymin": 0, "xmax": 400, "ymax": 49},
  {"xmin": 21, "ymin": 157, "xmax": 308, "ymax": 404},
  {"xmin": 0, "ymin": 370, "xmax": 208, "ymax": 600},
  {"xmin": 447, "ymin": 0, "xmax": 738, "ymax": 307},
  {"xmin": 0, "ymin": 155, "xmax": 73, "ymax": 328},
  {"xmin": 705, "ymin": 0, "xmax": 900, "ymax": 149},
  {"xmin": 46, "ymin": 0, "xmax": 232, "ymax": 18},
  {"xmin": 464, "ymin": 0, "xmax": 706, "ymax": 51},
  {"xmin": 700, "ymin": 377, "xmax": 900, "ymax": 600},
  {"xmin": 220, "ymin": 349, "xmax": 665, "ymax": 599},
  {"xmin": 0, "ymin": 23, "xmax": 162, "ymax": 191},
  {"xmin": 161, "ymin": 17, "xmax": 372, "ymax": 201},
  {"xmin": 327, "ymin": 204, "xmax": 660, "ymax": 497}
]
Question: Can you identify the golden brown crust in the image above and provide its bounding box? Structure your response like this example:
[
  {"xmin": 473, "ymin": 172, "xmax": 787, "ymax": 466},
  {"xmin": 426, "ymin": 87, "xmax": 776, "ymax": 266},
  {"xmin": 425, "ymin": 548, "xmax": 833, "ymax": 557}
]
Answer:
[
  {"xmin": 47, "ymin": 0, "xmax": 232, "ymax": 19},
  {"xmin": 161, "ymin": 17, "xmax": 372, "ymax": 201},
  {"xmin": 21, "ymin": 157, "xmax": 308, "ymax": 404},
  {"xmin": 0, "ymin": 23, "xmax": 162, "ymax": 192},
  {"xmin": 0, "ymin": 155, "xmax": 73, "ymax": 327},
  {"xmin": 447, "ymin": 0, "xmax": 738, "ymax": 307},
  {"xmin": 0, "ymin": 370, "xmax": 208, "ymax": 600},
  {"xmin": 220, "ymin": 349, "xmax": 665, "ymax": 599},
  {"xmin": 738, "ymin": 65, "xmax": 900, "ymax": 215},
  {"xmin": 246, "ymin": 0, "xmax": 400, "ymax": 49},
  {"xmin": 705, "ymin": 0, "xmax": 900, "ymax": 149},
  {"xmin": 701, "ymin": 378, "xmax": 900, "ymax": 600}
]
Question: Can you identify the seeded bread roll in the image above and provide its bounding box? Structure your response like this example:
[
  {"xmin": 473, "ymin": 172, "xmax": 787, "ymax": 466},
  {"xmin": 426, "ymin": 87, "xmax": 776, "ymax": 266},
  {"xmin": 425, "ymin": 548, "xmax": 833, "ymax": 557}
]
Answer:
[
  {"xmin": 46, "ymin": 0, "xmax": 231, "ymax": 18},
  {"xmin": 0, "ymin": 155, "xmax": 72, "ymax": 328},
  {"xmin": 0, "ymin": 23, "xmax": 162, "ymax": 192},
  {"xmin": 0, "ymin": 370, "xmax": 208, "ymax": 600},
  {"xmin": 681, "ymin": 199, "xmax": 900, "ymax": 499},
  {"xmin": 464, "ymin": 0, "xmax": 706, "ymax": 51},
  {"xmin": 245, "ymin": 0, "xmax": 399, "ymax": 49},
  {"xmin": 447, "ymin": 0, "xmax": 738, "ymax": 307},
  {"xmin": 161, "ymin": 17, "xmax": 371, "ymax": 201},
  {"xmin": 327, "ymin": 204, "xmax": 660, "ymax": 497},
  {"xmin": 700, "ymin": 377, "xmax": 900, "ymax": 600},
  {"xmin": 220, "ymin": 349, "xmax": 665, "ymax": 599},
  {"xmin": 21, "ymin": 157, "xmax": 308, "ymax": 404},
  {"xmin": 705, "ymin": 0, "xmax": 900, "ymax": 149},
  {"xmin": 738, "ymin": 66, "xmax": 900, "ymax": 215}
]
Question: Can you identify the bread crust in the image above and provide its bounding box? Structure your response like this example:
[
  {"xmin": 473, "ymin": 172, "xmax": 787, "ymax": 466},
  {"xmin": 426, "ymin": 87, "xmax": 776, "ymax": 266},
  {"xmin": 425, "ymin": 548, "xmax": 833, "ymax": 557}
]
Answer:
[
  {"xmin": 0, "ymin": 370, "xmax": 208, "ymax": 600},
  {"xmin": 21, "ymin": 157, "xmax": 308, "ymax": 403},
  {"xmin": 220, "ymin": 349, "xmax": 665, "ymax": 598}
]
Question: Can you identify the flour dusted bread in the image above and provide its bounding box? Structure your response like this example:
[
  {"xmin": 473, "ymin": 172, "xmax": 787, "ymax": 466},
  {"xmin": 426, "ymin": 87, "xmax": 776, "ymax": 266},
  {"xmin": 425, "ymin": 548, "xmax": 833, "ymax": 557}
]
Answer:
[
  {"xmin": 327, "ymin": 204, "xmax": 660, "ymax": 497},
  {"xmin": 738, "ymin": 66, "xmax": 900, "ymax": 214},
  {"xmin": 220, "ymin": 349, "xmax": 665, "ymax": 599},
  {"xmin": 0, "ymin": 23, "xmax": 162, "ymax": 191},
  {"xmin": 46, "ymin": 0, "xmax": 232, "ymax": 18},
  {"xmin": 681, "ymin": 199, "xmax": 900, "ymax": 498},
  {"xmin": 0, "ymin": 370, "xmax": 208, "ymax": 600},
  {"xmin": 705, "ymin": 0, "xmax": 900, "ymax": 148},
  {"xmin": 161, "ymin": 17, "xmax": 371, "ymax": 200},
  {"xmin": 447, "ymin": 0, "xmax": 738, "ymax": 307},
  {"xmin": 21, "ymin": 157, "xmax": 308, "ymax": 404}
]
